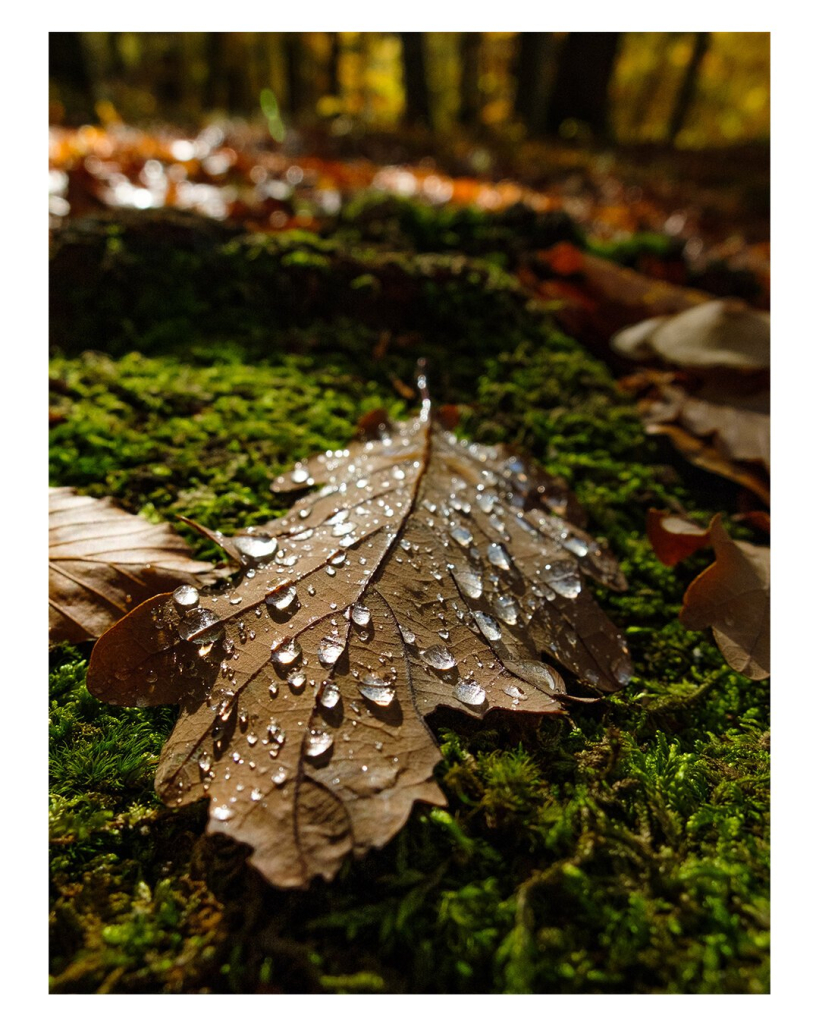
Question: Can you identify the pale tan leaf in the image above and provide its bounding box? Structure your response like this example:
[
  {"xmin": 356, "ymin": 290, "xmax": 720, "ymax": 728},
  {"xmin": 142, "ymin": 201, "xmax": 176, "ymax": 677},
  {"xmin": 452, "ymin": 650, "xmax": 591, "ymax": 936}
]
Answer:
[{"xmin": 49, "ymin": 487, "xmax": 218, "ymax": 644}]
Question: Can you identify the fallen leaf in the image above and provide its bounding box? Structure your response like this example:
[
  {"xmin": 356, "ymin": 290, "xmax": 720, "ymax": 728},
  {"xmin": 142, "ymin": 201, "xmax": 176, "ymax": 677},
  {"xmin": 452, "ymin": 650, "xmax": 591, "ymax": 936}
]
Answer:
[
  {"xmin": 645, "ymin": 423, "xmax": 770, "ymax": 505},
  {"xmin": 530, "ymin": 244, "xmax": 710, "ymax": 350},
  {"xmin": 611, "ymin": 299, "xmax": 770, "ymax": 370},
  {"xmin": 680, "ymin": 516, "xmax": 770, "ymax": 680},
  {"xmin": 87, "ymin": 408, "xmax": 631, "ymax": 888},
  {"xmin": 646, "ymin": 509, "xmax": 711, "ymax": 567},
  {"xmin": 49, "ymin": 487, "xmax": 218, "ymax": 644},
  {"xmin": 644, "ymin": 384, "xmax": 770, "ymax": 472}
]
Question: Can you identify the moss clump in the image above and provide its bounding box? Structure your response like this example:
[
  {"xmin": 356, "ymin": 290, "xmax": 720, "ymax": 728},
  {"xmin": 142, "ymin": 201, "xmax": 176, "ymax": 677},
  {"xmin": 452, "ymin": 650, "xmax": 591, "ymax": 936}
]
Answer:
[
  {"xmin": 50, "ymin": 212, "xmax": 545, "ymax": 393},
  {"xmin": 336, "ymin": 193, "xmax": 583, "ymax": 264},
  {"xmin": 48, "ymin": 213, "xmax": 768, "ymax": 994}
]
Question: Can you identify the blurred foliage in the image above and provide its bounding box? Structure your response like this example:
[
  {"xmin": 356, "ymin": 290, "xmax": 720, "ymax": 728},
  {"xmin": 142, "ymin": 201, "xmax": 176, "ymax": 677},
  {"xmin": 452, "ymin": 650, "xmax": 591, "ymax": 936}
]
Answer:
[
  {"xmin": 51, "ymin": 31, "xmax": 769, "ymax": 149},
  {"xmin": 611, "ymin": 32, "xmax": 770, "ymax": 146}
]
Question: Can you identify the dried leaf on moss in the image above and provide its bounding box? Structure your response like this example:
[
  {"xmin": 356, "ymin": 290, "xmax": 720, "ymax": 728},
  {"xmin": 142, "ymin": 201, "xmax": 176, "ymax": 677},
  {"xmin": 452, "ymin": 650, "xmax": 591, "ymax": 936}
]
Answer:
[
  {"xmin": 87, "ymin": 407, "xmax": 631, "ymax": 888},
  {"xmin": 646, "ymin": 509, "xmax": 711, "ymax": 567},
  {"xmin": 49, "ymin": 486, "xmax": 218, "ymax": 644},
  {"xmin": 680, "ymin": 516, "xmax": 770, "ymax": 680},
  {"xmin": 611, "ymin": 299, "xmax": 769, "ymax": 370}
]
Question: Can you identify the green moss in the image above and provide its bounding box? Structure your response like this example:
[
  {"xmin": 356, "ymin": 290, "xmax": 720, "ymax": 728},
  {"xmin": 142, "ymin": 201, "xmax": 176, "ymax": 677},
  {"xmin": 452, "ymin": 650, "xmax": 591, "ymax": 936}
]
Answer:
[{"xmin": 48, "ymin": 212, "xmax": 768, "ymax": 994}]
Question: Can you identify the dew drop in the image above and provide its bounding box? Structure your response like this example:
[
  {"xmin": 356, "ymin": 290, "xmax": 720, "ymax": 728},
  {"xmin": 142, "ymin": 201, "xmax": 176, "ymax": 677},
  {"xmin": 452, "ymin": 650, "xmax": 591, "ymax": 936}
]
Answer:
[
  {"xmin": 250, "ymin": 787, "xmax": 263, "ymax": 801},
  {"xmin": 272, "ymin": 638, "xmax": 302, "ymax": 666},
  {"xmin": 212, "ymin": 805, "xmax": 234, "ymax": 822},
  {"xmin": 319, "ymin": 681, "xmax": 341, "ymax": 709},
  {"xmin": 547, "ymin": 560, "xmax": 582, "ymax": 599},
  {"xmin": 351, "ymin": 603, "xmax": 371, "ymax": 627},
  {"xmin": 287, "ymin": 669, "xmax": 306, "ymax": 692},
  {"xmin": 304, "ymin": 729, "xmax": 334, "ymax": 760},
  {"xmin": 318, "ymin": 635, "xmax": 345, "ymax": 667},
  {"xmin": 487, "ymin": 542, "xmax": 512, "ymax": 571},
  {"xmin": 454, "ymin": 568, "xmax": 482, "ymax": 600},
  {"xmin": 272, "ymin": 766, "xmax": 287, "ymax": 787},
  {"xmin": 476, "ymin": 492, "xmax": 496, "ymax": 514},
  {"xmin": 493, "ymin": 594, "xmax": 519, "ymax": 626},
  {"xmin": 564, "ymin": 536, "xmax": 589, "ymax": 557},
  {"xmin": 504, "ymin": 684, "xmax": 527, "ymax": 701},
  {"xmin": 474, "ymin": 610, "xmax": 502, "ymax": 641},
  {"xmin": 420, "ymin": 645, "xmax": 456, "ymax": 671},
  {"xmin": 291, "ymin": 465, "xmax": 310, "ymax": 484},
  {"xmin": 173, "ymin": 585, "xmax": 200, "ymax": 611},
  {"xmin": 198, "ymin": 752, "xmax": 212, "ymax": 772},
  {"xmin": 234, "ymin": 533, "xmax": 278, "ymax": 562},
  {"xmin": 177, "ymin": 607, "xmax": 223, "ymax": 644},
  {"xmin": 399, "ymin": 624, "xmax": 416, "ymax": 644},
  {"xmin": 266, "ymin": 583, "xmax": 298, "ymax": 614},
  {"xmin": 614, "ymin": 657, "xmax": 632, "ymax": 686},
  {"xmin": 515, "ymin": 660, "xmax": 560, "ymax": 691},
  {"xmin": 450, "ymin": 524, "xmax": 473, "ymax": 548},
  {"xmin": 358, "ymin": 673, "xmax": 395, "ymax": 707},
  {"xmin": 454, "ymin": 680, "xmax": 486, "ymax": 706}
]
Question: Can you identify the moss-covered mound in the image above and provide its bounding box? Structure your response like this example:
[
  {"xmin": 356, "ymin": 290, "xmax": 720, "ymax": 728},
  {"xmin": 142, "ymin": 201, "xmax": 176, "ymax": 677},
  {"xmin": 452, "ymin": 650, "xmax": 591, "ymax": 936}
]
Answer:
[{"xmin": 49, "ymin": 213, "xmax": 769, "ymax": 994}]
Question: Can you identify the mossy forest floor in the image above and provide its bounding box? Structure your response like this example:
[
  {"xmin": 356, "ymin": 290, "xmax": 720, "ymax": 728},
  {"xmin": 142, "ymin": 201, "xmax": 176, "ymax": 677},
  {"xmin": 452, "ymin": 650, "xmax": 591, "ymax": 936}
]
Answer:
[{"xmin": 48, "ymin": 205, "xmax": 769, "ymax": 994}]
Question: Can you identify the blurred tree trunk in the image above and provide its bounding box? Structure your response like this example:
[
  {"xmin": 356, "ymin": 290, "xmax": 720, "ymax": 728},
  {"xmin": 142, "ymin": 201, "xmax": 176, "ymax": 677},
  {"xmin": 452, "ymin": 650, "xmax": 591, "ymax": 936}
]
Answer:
[
  {"xmin": 50, "ymin": 32, "xmax": 95, "ymax": 123},
  {"xmin": 400, "ymin": 32, "xmax": 431, "ymax": 128},
  {"xmin": 514, "ymin": 32, "xmax": 554, "ymax": 136},
  {"xmin": 283, "ymin": 33, "xmax": 306, "ymax": 118},
  {"xmin": 204, "ymin": 33, "xmax": 227, "ymax": 111},
  {"xmin": 328, "ymin": 33, "xmax": 341, "ymax": 96},
  {"xmin": 458, "ymin": 33, "xmax": 482, "ymax": 127},
  {"xmin": 154, "ymin": 36, "xmax": 183, "ymax": 110},
  {"xmin": 624, "ymin": 35, "xmax": 674, "ymax": 139},
  {"xmin": 106, "ymin": 33, "xmax": 125, "ymax": 77},
  {"xmin": 666, "ymin": 32, "xmax": 710, "ymax": 144},
  {"xmin": 545, "ymin": 32, "xmax": 621, "ymax": 138}
]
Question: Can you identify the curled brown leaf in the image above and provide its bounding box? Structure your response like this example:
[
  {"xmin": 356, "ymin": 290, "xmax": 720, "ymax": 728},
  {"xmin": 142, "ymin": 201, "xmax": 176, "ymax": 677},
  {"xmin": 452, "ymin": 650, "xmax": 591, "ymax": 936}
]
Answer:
[
  {"xmin": 680, "ymin": 516, "xmax": 770, "ymax": 680},
  {"xmin": 646, "ymin": 509, "xmax": 711, "ymax": 567}
]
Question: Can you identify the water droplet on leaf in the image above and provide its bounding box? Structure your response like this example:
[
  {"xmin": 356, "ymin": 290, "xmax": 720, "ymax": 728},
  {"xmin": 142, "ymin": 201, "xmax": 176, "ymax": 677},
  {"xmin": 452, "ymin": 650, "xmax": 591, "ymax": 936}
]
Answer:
[
  {"xmin": 421, "ymin": 645, "xmax": 456, "ymax": 671},
  {"xmin": 304, "ymin": 729, "xmax": 334, "ymax": 760},
  {"xmin": 358, "ymin": 673, "xmax": 395, "ymax": 707},
  {"xmin": 173, "ymin": 585, "xmax": 200, "ymax": 611}
]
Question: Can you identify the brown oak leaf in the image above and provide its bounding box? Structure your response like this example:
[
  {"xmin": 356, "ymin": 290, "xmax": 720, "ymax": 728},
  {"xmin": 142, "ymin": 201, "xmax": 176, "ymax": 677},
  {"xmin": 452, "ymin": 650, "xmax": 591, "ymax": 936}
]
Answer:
[
  {"xmin": 49, "ymin": 486, "xmax": 218, "ymax": 644},
  {"xmin": 680, "ymin": 516, "xmax": 770, "ymax": 680},
  {"xmin": 646, "ymin": 509, "xmax": 711, "ymax": 567},
  {"xmin": 87, "ymin": 408, "xmax": 631, "ymax": 888}
]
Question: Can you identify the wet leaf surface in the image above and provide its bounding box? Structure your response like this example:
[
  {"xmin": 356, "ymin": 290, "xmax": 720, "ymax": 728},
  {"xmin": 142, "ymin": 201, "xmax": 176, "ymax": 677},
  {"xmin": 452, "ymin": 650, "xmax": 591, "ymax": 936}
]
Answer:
[
  {"xmin": 87, "ymin": 411, "xmax": 631, "ymax": 888},
  {"xmin": 680, "ymin": 516, "xmax": 770, "ymax": 680},
  {"xmin": 49, "ymin": 487, "xmax": 218, "ymax": 644}
]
